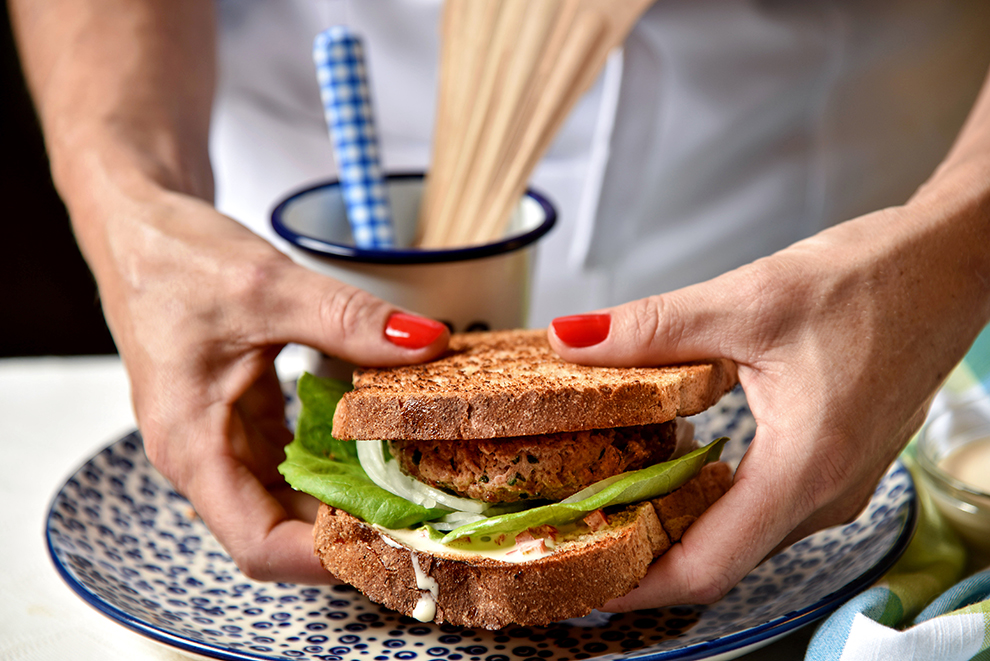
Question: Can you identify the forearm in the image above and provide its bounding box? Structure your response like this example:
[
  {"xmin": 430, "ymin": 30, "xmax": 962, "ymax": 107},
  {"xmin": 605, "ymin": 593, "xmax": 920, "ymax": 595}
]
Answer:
[
  {"xmin": 9, "ymin": 0, "xmax": 217, "ymax": 260},
  {"xmin": 789, "ymin": 66, "xmax": 990, "ymax": 390},
  {"xmin": 921, "ymin": 60, "xmax": 990, "ymax": 210},
  {"xmin": 905, "ymin": 64, "xmax": 990, "ymax": 320}
]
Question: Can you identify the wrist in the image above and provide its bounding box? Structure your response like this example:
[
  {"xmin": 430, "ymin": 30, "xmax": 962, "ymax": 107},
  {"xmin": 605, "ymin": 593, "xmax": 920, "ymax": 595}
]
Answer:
[
  {"xmin": 49, "ymin": 121, "xmax": 213, "ymax": 210},
  {"xmin": 49, "ymin": 122, "xmax": 215, "ymax": 265},
  {"xmin": 905, "ymin": 156, "xmax": 990, "ymax": 305}
]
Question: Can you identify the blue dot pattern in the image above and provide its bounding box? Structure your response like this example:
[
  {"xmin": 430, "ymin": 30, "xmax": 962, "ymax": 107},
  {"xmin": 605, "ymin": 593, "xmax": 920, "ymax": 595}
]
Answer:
[
  {"xmin": 46, "ymin": 386, "xmax": 916, "ymax": 661},
  {"xmin": 313, "ymin": 26, "xmax": 394, "ymax": 249}
]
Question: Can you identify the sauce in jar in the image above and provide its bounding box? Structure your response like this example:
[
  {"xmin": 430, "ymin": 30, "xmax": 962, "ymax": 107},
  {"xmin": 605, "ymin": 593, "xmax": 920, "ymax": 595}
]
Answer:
[{"xmin": 939, "ymin": 437, "xmax": 990, "ymax": 493}]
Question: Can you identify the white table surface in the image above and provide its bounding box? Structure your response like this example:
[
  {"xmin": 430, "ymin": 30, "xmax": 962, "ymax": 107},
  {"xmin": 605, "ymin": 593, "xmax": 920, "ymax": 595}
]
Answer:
[{"xmin": 0, "ymin": 355, "xmax": 813, "ymax": 661}]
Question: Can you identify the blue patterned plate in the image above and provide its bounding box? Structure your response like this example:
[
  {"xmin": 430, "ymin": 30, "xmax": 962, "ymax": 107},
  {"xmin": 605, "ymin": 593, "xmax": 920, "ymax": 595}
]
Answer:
[{"xmin": 46, "ymin": 387, "xmax": 916, "ymax": 661}]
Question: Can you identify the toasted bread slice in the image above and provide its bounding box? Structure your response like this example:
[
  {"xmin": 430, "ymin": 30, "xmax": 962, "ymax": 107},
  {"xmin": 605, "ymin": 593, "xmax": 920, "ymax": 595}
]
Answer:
[
  {"xmin": 332, "ymin": 329, "xmax": 738, "ymax": 440},
  {"xmin": 313, "ymin": 462, "xmax": 732, "ymax": 629}
]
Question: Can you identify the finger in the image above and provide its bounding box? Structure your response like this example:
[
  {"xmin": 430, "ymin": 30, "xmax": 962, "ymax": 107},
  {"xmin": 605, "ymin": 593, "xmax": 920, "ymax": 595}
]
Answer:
[
  {"xmin": 148, "ymin": 364, "xmax": 332, "ymax": 583},
  {"xmin": 601, "ymin": 425, "xmax": 817, "ymax": 611},
  {"xmin": 229, "ymin": 402, "xmax": 292, "ymax": 486},
  {"xmin": 602, "ymin": 469, "xmax": 796, "ymax": 610},
  {"xmin": 547, "ymin": 272, "xmax": 755, "ymax": 368},
  {"xmin": 767, "ymin": 488, "xmax": 873, "ymax": 558},
  {"xmin": 766, "ymin": 405, "xmax": 925, "ymax": 556},
  {"xmin": 272, "ymin": 485, "xmax": 322, "ymax": 524},
  {"xmin": 265, "ymin": 261, "xmax": 449, "ymax": 367},
  {"xmin": 187, "ymin": 451, "xmax": 332, "ymax": 583},
  {"xmin": 229, "ymin": 363, "xmax": 294, "ymax": 486},
  {"xmin": 237, "ymin": 359, "xmax": 289, "ymax": 427}
]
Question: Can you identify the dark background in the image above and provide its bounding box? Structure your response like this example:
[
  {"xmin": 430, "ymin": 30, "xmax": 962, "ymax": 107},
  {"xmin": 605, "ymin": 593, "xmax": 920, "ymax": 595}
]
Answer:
[{"xmin": 1, "ymin": 2, "xmax": 116, "ymax": 356}]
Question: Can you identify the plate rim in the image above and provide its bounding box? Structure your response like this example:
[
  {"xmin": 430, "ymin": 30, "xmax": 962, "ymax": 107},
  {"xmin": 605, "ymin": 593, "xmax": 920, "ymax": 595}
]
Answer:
[
  {"xmin": 44, "ymin": 431, "xmax": 289, "ymax": 661},
  {"xmin": 45, "ymin": 431, "xmax": 918, "ymax": 661},
  {"xmin": 629, "ymin": 460, "xmax": 917, "ymax": 660}
]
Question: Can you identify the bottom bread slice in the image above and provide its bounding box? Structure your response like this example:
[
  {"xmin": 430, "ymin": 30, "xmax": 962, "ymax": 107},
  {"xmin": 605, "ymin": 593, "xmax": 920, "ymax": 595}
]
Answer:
[{"xmin": 314, "ymin": 462, "xmax": 732, "ymax": 629}]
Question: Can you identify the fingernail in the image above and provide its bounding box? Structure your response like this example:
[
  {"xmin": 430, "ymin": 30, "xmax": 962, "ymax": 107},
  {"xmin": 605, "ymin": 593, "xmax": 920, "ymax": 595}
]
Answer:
[
  {"xmin": 551, "ymin": 314, "xmax": 611, "ymax": 348},
  {"xmin": 385, "ymin": 312, "xmax": 446, "ymax": 349}
]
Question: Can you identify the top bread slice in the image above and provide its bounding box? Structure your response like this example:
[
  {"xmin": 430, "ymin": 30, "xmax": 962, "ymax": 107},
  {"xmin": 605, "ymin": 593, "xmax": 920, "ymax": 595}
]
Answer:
[{"xmin": 332, "ymin": 328, "xmax": 738, "ymax": 440}]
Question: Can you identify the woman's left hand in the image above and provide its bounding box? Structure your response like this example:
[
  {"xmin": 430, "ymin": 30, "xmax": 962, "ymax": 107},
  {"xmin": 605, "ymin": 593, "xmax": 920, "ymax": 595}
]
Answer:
[{"xmin": 550, "ymin": 197, "xmax": 990, "ymax": 609}]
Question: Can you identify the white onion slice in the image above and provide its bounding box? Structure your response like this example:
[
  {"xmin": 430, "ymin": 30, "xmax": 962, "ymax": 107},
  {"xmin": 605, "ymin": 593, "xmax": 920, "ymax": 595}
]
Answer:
[
  {"xmin": 356, "ymin": 440, "xmax": 491, "ymax": 513},
  {"xmin": 426, "ymin": 511, "xmax": 488, "ymax": 532},
  {"xmin": 672, "ymin": 418, "xmax": 698, "ymax": 459}
]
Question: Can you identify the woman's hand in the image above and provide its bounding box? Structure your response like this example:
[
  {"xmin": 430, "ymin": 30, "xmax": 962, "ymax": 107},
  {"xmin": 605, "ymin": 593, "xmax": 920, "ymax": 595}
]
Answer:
[
  {"xmin": 551, "ymin": 60, "xmax": 990, "ymax": 607},
  {"xmin": 11, "ymin": 0, "xmax": 449, "ymax": 582},
  {"xmin": 550, "ymin": 198, "xmax": 990, "ymax": 609},
  {"xmin": 103, "ymin": 191, "xmax": 449, "ymax": 583}
]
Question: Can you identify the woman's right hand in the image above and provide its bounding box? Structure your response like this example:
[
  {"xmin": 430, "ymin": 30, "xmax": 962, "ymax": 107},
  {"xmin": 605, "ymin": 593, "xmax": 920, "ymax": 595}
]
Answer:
[
  {"xmin": 99, "ymin": 188, "xmax": 449, "ymax": 582},
  {"xmin": 11, "ymin": 0, "xmax": 449, "ymax": 582}
]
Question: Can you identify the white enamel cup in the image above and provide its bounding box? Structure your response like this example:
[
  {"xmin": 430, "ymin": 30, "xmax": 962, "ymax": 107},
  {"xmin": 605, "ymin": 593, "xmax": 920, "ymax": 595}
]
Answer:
[{"xmin": 271, "ymin": 173, "xmax": 556, "ymax": 378}]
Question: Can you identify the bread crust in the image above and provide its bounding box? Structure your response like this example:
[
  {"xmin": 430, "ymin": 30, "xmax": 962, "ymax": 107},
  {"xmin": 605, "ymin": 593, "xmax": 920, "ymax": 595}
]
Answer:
[
  {"xmin": 332, "ymin": 329, "xmax": 738, "ymax": 441},
  {"xmin": 313, "ymin": 462, "xmax": 732, "ymax": 629}
]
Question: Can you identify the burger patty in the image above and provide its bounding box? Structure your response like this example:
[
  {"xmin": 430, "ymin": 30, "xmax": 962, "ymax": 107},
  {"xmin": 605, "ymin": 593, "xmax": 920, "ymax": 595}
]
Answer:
[{"xmin": 388, "ymin": 421, "xmax": 679, "ymax": 503}]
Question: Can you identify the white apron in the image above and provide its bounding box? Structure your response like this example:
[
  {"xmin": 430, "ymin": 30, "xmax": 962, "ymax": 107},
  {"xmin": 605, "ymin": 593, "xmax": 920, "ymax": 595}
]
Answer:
[{"xmin": 210, "ymin": 0, "xmax": 990, "ymax": 326}]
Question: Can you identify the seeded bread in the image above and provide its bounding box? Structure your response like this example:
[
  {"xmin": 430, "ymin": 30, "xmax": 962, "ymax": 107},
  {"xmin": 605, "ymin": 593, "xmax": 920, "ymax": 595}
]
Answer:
[
  {"xmin": 332, "ymin": 329, "xmax": 738, "ymax": 440},
  {"xmin": 313, "ymin": 462, "xmax": 732, "ymax": 629}
]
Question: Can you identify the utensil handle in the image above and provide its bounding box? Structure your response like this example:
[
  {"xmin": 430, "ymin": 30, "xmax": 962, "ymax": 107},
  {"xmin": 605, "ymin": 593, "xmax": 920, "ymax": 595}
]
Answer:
[{"xmin": 314, "ymin": 26, "xmax": 395, "ymax": 249}]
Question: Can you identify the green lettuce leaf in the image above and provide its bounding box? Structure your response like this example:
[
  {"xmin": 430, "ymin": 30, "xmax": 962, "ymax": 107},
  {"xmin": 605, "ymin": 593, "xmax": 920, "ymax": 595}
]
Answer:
[
  {"xmin": 280, "ymin": 373, "xmax": 729, "ymax": 542},
  {"xmin": 437, "ymin": 437, "xmax": 728, "ymax": 543},
  {"xmin": 278, "ymin": 373, "xmax": 448, "ymax": 529}
]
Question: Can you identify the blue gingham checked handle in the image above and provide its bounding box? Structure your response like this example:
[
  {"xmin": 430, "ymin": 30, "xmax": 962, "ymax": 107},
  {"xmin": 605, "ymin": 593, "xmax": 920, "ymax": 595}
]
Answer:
[{"xmin": 314, "ymin": 26, "xmax": 395, "ymax": 249}]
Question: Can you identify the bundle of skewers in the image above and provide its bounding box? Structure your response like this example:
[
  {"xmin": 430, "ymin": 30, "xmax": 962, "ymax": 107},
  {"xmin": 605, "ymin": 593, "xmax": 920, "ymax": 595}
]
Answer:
[{"xmin": 416, "ymin": 0, "xmax": 654, "ymax": 248}]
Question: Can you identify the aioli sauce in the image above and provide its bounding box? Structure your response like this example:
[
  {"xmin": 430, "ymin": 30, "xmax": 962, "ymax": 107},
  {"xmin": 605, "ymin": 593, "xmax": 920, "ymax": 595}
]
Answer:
[
  {"xmin": 413, "ymin": 594, "xmax": 436, "ymax": 622},
  {"xmin": 374, "ymin": 524, "xmax": 566, "ymax": 564},
  {"xmin": 410, "ymin": 553, "xmax": 438, "ymax": 622},
  {"xmin": 939, "ymin": 437, "xmax": 990, "ymax": 493},
  {"xmin": 932, "ymin": 436, "xmax": 990, "ymax": 562}
]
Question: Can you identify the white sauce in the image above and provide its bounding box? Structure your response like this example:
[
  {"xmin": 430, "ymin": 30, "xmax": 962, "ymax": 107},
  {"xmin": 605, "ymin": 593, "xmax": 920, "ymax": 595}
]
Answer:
[
  {"xmin": 379, "ymin": 534, "xmax": 405, "ymax": 550},
  {"xmin": 374, "ymin": 525, "xmax": 559, "ymax": 564},
  {"xmin": 932, "ymin": 436, "xmax": 990, "ymax": 555},
  {"xmin": 409, "ymin": 552, "xmax": 439, "ymax": 622},
  {"xmin": 940, "ymin": 437, "xmax": 990, "ymax": 493},
  {"xmin": 411, "ymin": 553, "xmax": 439, "ymax": 593},
  {"xmin": 413, "ymin": 593, "xmax": 436, "ymax": 622}
]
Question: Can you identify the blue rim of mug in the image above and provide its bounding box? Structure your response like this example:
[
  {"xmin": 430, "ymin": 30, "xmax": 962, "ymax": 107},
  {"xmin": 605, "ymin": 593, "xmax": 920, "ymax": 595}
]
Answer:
[{"xmin": 270, "ymin": 172, "xmax": 557, "ymax": 265}]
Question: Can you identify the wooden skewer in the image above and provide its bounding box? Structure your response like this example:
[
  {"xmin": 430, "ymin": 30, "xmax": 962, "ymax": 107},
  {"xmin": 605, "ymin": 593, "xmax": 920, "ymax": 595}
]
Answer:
[
  {"xmin": 422, "ymin": 0, "xmax": 514, "ymax": 247},
  {"xmin": 439, "ymin": 0, "xmax": 575, "ymax": 248},
  {"xmin": 418, "ymin": 0, "xmax": 495, "ymax": 245},
  {"xmin": 473, "ymin": 0, "xmax": 657, "ymax": 244},
  {"xmin": 416, "ymin": 0, "xmax": 463, "ymax": 241},
  {"xmin": 470, "ymin": 8, "xmax": 606, "ymax": 245},
  {"xmin": 485, "ymin": 0, "xmax": 582, "ymax": 195},
  {"xmin": 418, "ymin": 0, "xmax": 656, "ymax": 248},
  {"xmin": 445, "ymin": 0, "xmax": 560, "ymax": 247}
]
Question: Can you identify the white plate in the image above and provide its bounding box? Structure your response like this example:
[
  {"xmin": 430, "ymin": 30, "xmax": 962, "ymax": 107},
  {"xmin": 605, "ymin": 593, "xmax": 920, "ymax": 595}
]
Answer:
[{"xmin": 46, "ymin": 387, "xmax": 916, "ymax": 661}]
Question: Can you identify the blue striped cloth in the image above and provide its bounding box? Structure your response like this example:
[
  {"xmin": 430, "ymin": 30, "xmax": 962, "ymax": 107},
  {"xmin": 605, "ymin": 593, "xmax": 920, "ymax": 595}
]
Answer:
[
  {"xmin": 313, "ymin": 26, "xmax": 394, "ymax": 249},
  {"xmin": 807, "ymin": 324, "xmax": 990, "ymax": 660}
]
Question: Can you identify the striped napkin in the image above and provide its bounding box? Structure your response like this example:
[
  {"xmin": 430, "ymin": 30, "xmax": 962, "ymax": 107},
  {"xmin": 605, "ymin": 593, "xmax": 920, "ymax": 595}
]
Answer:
[{"xmin": 807, "ymin": 324, "xmax": 990, "ymax": 661}]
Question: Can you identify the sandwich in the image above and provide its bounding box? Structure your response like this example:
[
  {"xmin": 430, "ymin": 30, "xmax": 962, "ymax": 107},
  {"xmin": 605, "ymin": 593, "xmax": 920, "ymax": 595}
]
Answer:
[{"xmin": 279, "ymin": 329, "xmax": 737, "ymax": 629}]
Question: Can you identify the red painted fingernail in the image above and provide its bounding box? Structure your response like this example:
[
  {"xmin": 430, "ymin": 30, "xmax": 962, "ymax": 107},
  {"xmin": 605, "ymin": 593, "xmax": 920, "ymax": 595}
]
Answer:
[
  {"xmin": 551, "ymin": 314, "xmax": 611, "ymax": 348},
  {"xmin": 385, "ymin": 312, "xmax": 446, "ymax": 349}
]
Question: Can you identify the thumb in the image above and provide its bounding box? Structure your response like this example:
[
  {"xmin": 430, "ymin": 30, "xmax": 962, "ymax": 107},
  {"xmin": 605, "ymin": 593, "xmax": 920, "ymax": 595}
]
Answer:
[
  {"xmin": 548, "ymin": 277, "xmax": 747, "ymax": 367},
  {"xmin": 263, "ymin": 259, "xmax": 449, "ymax": 367}
]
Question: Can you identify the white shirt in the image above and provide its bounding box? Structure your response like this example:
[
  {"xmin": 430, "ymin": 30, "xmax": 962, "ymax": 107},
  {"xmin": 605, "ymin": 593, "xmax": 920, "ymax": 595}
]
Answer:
[{"xmin": 210, "ymin": 0, "xmax": 990, "ymax": 326}]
